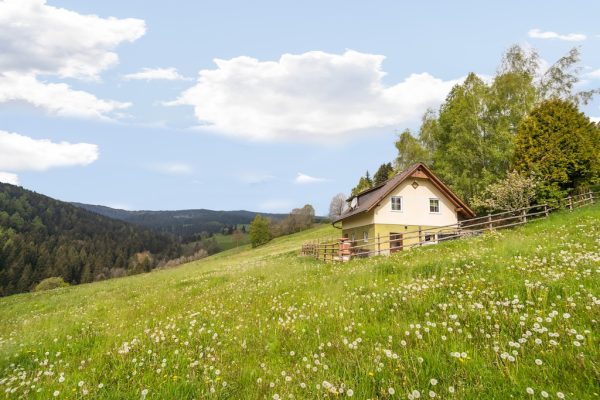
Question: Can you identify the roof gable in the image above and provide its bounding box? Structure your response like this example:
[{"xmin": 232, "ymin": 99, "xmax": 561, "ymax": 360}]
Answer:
[{"xmin": 334, "ymin": 163, "xmax": 475, "ymax": 223}]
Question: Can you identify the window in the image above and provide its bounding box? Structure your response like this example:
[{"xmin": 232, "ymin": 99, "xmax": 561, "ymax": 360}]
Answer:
[
  {"xmin": 391, "ymin": 196, "xmax": 402, "ymax": 211},
  {"xmin": 363, "ymin": 231, "xmax": 369, "ymax": 242},
  {"xmin": 429, "ymin": 198, "xmax": 440, "ymax": 213},
  {"xmin": 351, "ymin": 232, "xmax": 356, "ymax": 242}
]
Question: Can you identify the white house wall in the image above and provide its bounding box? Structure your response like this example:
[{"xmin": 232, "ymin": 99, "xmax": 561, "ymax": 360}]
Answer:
[{"xmin": 373, "ymin": 178, "xmax": 458, "ymax": 227}]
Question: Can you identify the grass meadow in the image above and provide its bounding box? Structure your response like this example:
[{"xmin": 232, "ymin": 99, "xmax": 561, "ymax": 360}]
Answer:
[{"xmin": 0, "ymin": 206, "xmax": 598, "ymax": 399}]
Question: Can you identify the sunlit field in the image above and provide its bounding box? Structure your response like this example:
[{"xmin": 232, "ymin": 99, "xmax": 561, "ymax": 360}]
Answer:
[{"xmin": 1, "ymin": 206, "xmax": 598, "ymax": 399}]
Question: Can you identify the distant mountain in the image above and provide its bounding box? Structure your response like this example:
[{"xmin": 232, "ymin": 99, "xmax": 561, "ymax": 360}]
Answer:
[
  {"xmin": 0, "ymin": 183, "xmax": 180, "ymax": 296},
  {"xmin": 71, "ymin": 203, "xmax": 288, "ymax": 241}
]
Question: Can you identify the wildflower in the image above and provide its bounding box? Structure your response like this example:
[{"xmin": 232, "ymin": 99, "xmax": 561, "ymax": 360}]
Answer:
[
  {"xmin": 141, "ymin": 389, "xmax": 149, "ymax": 398},
  {"xmin": 273, "ymin": 394, "xmax": 280, "ymax": 400},
  {"xmin": 557, "ymin": 392, "xmax": 565, "ymax": 399},
  {"xmin": 78, "ymin": 381, "xmax": 84, "ymax": 387},
  {"xmin": 429, "ymin": 390, "xmax": 436, "ymax": 398},
  {"xmin": 535, "ymin": 359, "xmax": 543, "ymax": 365},
  {"xmin": 430, "ymin": 379, "xmax": 438, "ymax": 386},
  {"xmin": 53, "ymin": 391, "xmax": 60, "ymax": 397},
  {"xmin": 526, "ymin": 387, "xmax": 534, "ymax": 395},
  {"xmin": 412, "ymin": 390, "xmax": 421, "ymax": 398},
  {"xmin": 98, "ymin": 383, "xmax": 104, "ymax": 389},
  {"xmin": 448, "ymin": 386, "xmax": 455, "ymax": 393},
  {"xmin": 347, "ymin": 389, "xmax": 354, "ymax": 397},
  {"xmin": 541, "ymin": 391, "xmax": 549, "ymax": 398},
  {"xmin": 388, "ymin": 387, "xmax": 395, "ymax": 395}
]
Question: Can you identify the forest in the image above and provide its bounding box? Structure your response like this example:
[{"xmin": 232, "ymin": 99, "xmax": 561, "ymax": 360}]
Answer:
[{"xmin": 0, "ymin": 183, "xmax": 181, "ymax": 296}]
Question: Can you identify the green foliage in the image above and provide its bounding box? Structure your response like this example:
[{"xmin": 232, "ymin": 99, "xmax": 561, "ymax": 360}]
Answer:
[
  {"xmin": 393, "ymin": 45, "xmax": 597, "ymax": 204},
  {"xmin": 394, "ymin": 129, "xmax": 429, "ymax": 171},
  {"xmin": 514, "ymin": 99, "xmax": 600, "ymax": 203},
  {"xmin": 373, "ymin": 162, "xmax": 394, "ymax": 186},
  {"xmin": 271, "ymin": 204, "xmax": 315, "ymax": 237},
  {"xmin": 471, "ymin": 171, "xmax": 539, "ymax": 213},
  {"xmin": 0, "ymin": 206, "xmax": 597, "ymax": 399},
  {"xmin": 34, "ymin": 277, "xmax": 69, "ymax": 292},
  {"xmin": 351, "ymin": 171, "xmax": 373, "ymax": 196},
  {"xmin": 249, "ymin": 214, "xmax": 271, "ymax": 247},
  {"xmin": 0, "ymin": 183, "xmax": 180, "ymax": 296}
]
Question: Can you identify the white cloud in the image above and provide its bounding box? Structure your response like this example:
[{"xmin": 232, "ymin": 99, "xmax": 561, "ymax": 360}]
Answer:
[
  {"xmin": 0, "ymin": 0, "xmax": 145, "ymax": 118},
  {"xmin": 258, "ymin": 199, "xmax": 294, "ymax": 213},
  {"xmin": 154, "ymin": 162, "xmax": 193, "ymax": 175},
  {"xmin": 0, "ymin": 73, "xmax": 131, "ymax": 119},
  {"xmin": 528, "ymin": 28, "xmax": 586, "ymax": 42},
  {"xmin": 239, "ymin": 172, "xmax": 274, "ymax": 185},
  {"xmin": 0, "ymin": 130, "xmax": 98, "ymax": 171},
  {"xmin": 585, "ymin": 68, "xmax": 600, "ymax": 79},
  {"xmin": 167, "ymin": 50, "xmax": 461, "ymax": 141},
  {"xmin": 591, "ymin": 116, "xmax": 600, "ymax": 123},
  {"xmin": 123, "ymin": 67, "xmax": 188, "ymax": 81},
  {"xmin": 0, "ymin": 172, "xmax": 19, "ymax": 185},
  {"xmin": 295, "ymin": 172, "xmax": 327, "ymax": 184}
]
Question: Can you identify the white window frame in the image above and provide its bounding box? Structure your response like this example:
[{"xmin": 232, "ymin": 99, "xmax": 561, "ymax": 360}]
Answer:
[
  {"xmin": 429, "ymin": 198, "xmax": 440, "ymax": 213},
  {"xmin": 391, "ymin": 196, "xmax": 402, "ymax": 212},
  {"xmin": 363, "ymin": 231, "xmax": 369, "ymax": 242}
]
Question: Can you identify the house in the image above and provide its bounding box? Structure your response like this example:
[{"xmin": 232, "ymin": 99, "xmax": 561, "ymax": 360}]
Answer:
[{"xmin": 332, "ymin": 163, "xmax": 475, "ymax": 254}]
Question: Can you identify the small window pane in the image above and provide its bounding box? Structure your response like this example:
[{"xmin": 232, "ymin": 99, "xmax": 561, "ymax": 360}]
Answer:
[
  {"xmin": 391, "ymin": 196, "xmax": 402, "ymax": 211},
  {"xmin": 429, "ymin": 199, "xmax": 440, "ymax": 213},
  {"xmin": 363, "ymin": 231, "xmax": 368, "ymax": 242}
]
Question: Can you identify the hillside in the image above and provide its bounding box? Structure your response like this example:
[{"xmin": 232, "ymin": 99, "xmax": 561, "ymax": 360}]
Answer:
[
  {"xmin": 0, "ymin": 183, "xmax": 180, "ymax": 296},
  {"xmin": 71, "ymin": 203, "xmax": 289, "ymax": 241},
  {"xmin": 0, "ymin": 205, "xmax": 598, "ymax": 399}
]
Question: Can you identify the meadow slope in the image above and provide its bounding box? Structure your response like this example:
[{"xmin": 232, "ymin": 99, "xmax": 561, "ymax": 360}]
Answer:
[{"xmin": 0, "ymin": 207, "xmax": 599, "ymax": 399}]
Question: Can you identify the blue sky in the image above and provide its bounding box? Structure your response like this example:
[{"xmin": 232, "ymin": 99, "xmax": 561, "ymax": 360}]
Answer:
[{"xmin": 1, "ymin": 0, "xmax": 599, "ymax": 215}]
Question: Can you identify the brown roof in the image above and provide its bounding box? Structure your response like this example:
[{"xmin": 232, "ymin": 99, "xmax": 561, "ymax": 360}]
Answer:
[{"xmin": 334, "ymin": 163, "xmax": 475, "ymax": 223}]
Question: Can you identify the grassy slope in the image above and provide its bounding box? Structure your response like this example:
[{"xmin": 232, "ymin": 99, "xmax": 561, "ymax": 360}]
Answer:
[{"xmin": 0, "ymin": 209, "xmax": 598, "ymax": 399}]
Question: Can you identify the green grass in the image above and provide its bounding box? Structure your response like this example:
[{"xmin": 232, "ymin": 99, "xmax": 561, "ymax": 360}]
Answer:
[{"xmin": 0, "ymin": 209, "xmax": 598, "ymax": 399}]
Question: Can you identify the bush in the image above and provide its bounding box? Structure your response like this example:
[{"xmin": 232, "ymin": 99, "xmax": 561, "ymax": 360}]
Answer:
[
  {"xmin": 249, "ymin": 215, "xmax": 271, "ymax": 248},
  {"xmin": 34, "ymin": 277, "xmax": 69, "ymax": 292},
  {"xmin": 471, "ymin": 171, "xmax": 538, "ymax": 213}
]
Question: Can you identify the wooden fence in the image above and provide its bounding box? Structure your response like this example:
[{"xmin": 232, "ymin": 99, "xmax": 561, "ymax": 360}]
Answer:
[{"xmin": 301, "ymin": 191, "xmax": 597, "ymax": 263}]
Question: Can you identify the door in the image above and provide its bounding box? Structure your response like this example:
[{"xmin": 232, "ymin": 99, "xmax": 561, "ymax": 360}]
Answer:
[{"xmin": 390, "ymin": 233, "xmax": 403, "ymax": 253}]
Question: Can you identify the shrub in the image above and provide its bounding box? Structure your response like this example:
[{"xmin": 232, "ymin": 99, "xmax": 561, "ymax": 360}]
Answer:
[
  {"xmin": 34, "ymin": 277, "xmax": 69, "ymax": 292},
  {"xmin": 472, "ymin": 171, "xmax": 538, "ymax": 213}
]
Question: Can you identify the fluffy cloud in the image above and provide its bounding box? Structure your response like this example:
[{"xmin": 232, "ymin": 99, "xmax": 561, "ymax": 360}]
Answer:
[
  {"xmin": 123, "ymin": 67, "xmax": 188, "ymax": 81},
  {"xmin": 0, "ymin": 130, "xmax": 98, "ymax": 172},
  {"xmin": 0, "ymin": 172, "xmax": 19, "ymax": 185},
  {"xmin": 0, "ymin": 130, "xmax": 98, "ymax": 184},
  {"xmin": 0, "ymin": 0, "xmax": 145, "ymax": 118},
  {"xmin": 0, "ymin": 73, "xmax": 131, "ymax": 119},
  {"xmin": 295, "ymin": 173, "xmax": 327, "ymax": 184},
  {"xmin": 528, "ymin": 28, "xmax": 586, "ymax": 42},
  {"xmin": 153, "ymin": 163, "xmax": 193, "ymax": 175},
  {"xmin": 167, "ymin": 50, "xmax": 461, "ymax": 141}
]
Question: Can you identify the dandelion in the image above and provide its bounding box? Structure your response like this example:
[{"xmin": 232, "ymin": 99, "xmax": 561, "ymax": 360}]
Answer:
[
  {"xmin": 412, "ymin": 390, "xmax": 421, "ymax": 398},
  {"xmin": 53, "ymin": 391, "xmax": 60, "ymax": 397},
  {"xmin": 347, "ymin": 389, "xmax": 354, "ymax": 397},
  {"xmin": 429, "ymin": 390, "xmax": 437, "ymax": 398},
  {"xmin": 98, "ymin": 383, "xmax": 104, "ymax": 389},
  {"xmin": 78, "ymin": 381, "xmax": 84, "ymax": 387},
  {"xmin": 541, "ymin": 391, "xmax": 549, "ymax": 398},
  {"xmin": 430, "ymin": 378, "xmax": 438, "ymax": 386},
  {"xmin": 388, "ymin": 387, "xmax": 396, "ymax": 395},
  {"xmin": 141, "ymin": 389, "xmax": 149, "ymax": 398},
  {"xmin": 273, "ymin": 394, "xmax": 280, "ymax": 400},
  {"xmin": 448, "ymin": 386, "xmax": 455, "ymax": 393},
  {"xmin": 557, "ymin": 392, "xmax": 565, "ymax": 399},
  {"xmin": 526, "ymin": 387, "xmax": 534, "ymax": 395},
  {"xmin": 535, "ymin": 359, "xmax": 543, "ymax": 366}
]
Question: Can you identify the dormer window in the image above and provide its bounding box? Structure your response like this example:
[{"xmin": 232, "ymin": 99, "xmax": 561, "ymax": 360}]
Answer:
[{"xmin": 391, "ymin": 196, "xmax": 402, "ymax": 211}]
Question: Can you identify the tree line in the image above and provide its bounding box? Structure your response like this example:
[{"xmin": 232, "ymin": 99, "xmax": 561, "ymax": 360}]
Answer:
[
  {"xmin": 0, "ymin": 183, "xmax": 181, "ymax": 296},
  {"xmin": 346, "ymin": 45, "xmax": 599, "ymax": 213},
  {"xmin": 249, "ymin": 204, "xmax": 315, "ymax": 248}
]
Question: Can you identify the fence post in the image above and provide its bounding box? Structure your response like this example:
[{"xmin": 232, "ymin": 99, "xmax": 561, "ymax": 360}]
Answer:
[
  {"xmin": 487, "ymin": 214, "xmax": 492, "ymax": 230},
  {"xmin": 567, "ymin": 196, "xmax": 573, "ymax": 211},
  {"xmin": 590, "ymin": 191, "xmax": 594, "ymax": 205},
  {"xmin": 522, "ymin": 209, "xmax": 527, "ymax": 223},
  {"xmin": 377, "ymin": 234, "xmax": 381, "ymax": 256},
  {"xmin": 544, "ymin": 204, "xmax": 549, "ymax": 217},
  {"xmin": 418, "ymin": 226, "xmax": 422, "ymax": 246}
]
